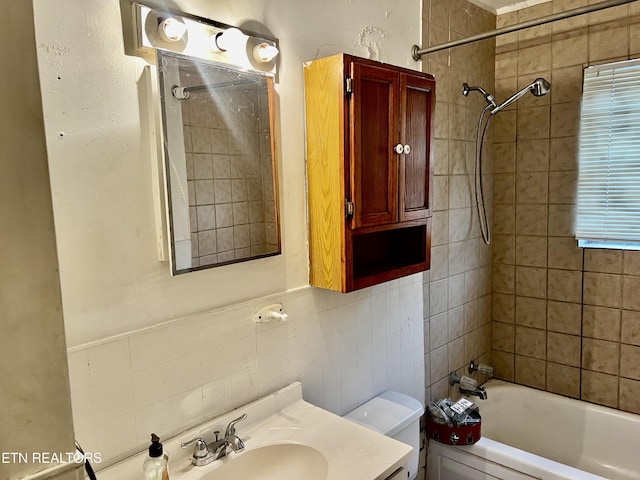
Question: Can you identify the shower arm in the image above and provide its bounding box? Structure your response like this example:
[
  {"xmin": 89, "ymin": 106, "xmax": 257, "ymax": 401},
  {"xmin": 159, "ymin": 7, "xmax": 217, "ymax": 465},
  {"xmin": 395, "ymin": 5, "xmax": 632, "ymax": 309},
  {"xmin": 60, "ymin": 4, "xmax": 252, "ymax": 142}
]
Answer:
[{"xmin": 490, "ymin": 84, "xmax": 533, "ymax": 115}]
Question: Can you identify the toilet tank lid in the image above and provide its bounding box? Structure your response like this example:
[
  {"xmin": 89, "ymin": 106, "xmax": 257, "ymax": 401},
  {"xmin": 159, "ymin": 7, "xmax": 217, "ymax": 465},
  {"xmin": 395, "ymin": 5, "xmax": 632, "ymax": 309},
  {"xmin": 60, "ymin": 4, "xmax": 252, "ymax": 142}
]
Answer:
[{"xmin": 344, "ymin": 391, "xmax": 425, "ymax": 438}]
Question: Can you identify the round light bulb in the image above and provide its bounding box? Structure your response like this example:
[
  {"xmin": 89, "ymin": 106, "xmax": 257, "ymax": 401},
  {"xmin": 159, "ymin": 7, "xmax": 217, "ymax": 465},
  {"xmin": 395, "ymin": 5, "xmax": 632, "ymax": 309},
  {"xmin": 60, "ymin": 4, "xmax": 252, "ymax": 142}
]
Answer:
[
  {"xmin": 158, "ymin": 17, "xmax": 187, "ymax": 42},
  {"xmin": 253, "ymin": 42, "xmax": 279, "ymax": 63},
  {"xmin": 214, "ymin": 27, "xmax": 245, "ymax": 52}
]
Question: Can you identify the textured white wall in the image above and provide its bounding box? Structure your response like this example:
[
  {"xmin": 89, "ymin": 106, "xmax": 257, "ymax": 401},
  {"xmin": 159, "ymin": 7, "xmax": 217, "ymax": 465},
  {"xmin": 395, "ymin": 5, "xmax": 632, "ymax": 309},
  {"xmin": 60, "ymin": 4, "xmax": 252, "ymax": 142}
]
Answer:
[
  {"xmin": 31, "ymin": 0, "xmax": 424, "ymax": 468},
  {"xmin": 33, "ymin": 0, "xmax": 422, "ymax": 347},
  {"xmin": 0, "ymin": 2, "xmax": 80, "ymax": 479}
]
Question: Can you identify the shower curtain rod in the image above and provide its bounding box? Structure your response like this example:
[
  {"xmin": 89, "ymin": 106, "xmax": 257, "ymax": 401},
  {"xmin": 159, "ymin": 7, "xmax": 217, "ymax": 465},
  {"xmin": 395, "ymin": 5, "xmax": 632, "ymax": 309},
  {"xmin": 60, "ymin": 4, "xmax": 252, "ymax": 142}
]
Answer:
[{"xmin": 411, "ymin": 0, "xmax": 637, "ymax": 60}]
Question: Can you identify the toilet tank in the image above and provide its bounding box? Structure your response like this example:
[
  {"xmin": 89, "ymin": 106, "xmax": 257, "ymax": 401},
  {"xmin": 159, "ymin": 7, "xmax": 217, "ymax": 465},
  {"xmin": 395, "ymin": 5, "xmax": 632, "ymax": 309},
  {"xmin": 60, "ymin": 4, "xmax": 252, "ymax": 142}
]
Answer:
[{"xmin": 344, "ymin": 391, "xmax": 424, "ymax": 480}]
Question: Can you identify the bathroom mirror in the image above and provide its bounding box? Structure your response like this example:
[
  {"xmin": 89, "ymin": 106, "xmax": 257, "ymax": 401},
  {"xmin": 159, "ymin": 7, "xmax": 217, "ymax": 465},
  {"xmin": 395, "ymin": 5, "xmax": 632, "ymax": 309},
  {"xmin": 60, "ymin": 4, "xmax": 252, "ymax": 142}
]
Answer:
[{"xmin": 157, "ymin": 49, "xmax": 280, "ymax": 275}]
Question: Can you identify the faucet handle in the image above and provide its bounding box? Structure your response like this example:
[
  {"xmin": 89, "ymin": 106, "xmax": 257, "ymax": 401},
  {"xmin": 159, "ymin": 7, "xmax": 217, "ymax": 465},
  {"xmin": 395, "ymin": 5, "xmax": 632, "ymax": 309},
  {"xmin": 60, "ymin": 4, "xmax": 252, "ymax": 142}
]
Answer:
[
  {"xmin": 225, "ymin": 413, "xmax": 247, "ymax": 437},
  {"xmin": 459, "ymin": 375, "xmax": 478, "ymax": 391},
  {"xmin": 180, "ymin": 437, "xmax": 208, "ymax": 458},
  {"xmin": 468, "ymin": 360, "xmax": 494, "ymax": 377}
]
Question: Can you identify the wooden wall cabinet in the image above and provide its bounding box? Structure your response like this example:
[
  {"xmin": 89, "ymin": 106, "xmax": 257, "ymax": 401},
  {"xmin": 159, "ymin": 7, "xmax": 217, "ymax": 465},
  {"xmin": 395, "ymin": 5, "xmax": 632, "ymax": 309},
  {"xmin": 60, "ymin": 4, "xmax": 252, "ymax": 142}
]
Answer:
[{"xmin": 304, "ymin": 53, "xmax": 435, "ymax": 292}]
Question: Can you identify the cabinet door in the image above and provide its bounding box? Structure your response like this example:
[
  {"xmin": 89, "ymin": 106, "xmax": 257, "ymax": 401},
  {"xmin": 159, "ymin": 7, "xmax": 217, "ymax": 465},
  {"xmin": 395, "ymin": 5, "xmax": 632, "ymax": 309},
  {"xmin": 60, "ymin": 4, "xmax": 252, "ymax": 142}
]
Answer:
[
  {"xmin": 349, "ymin": 61, "xmax": 399, "ymax": 229},
  {"xmin": 399, "ymin": 73, "xmax": 435, "ymax": 222}
]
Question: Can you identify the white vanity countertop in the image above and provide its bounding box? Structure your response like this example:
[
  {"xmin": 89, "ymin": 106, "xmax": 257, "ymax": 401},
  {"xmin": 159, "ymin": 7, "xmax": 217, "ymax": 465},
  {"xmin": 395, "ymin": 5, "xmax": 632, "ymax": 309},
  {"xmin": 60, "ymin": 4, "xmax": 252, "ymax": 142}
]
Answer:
[{"xmin": 97, "ymin": 382, "xmax": 412, "ymax": 480}]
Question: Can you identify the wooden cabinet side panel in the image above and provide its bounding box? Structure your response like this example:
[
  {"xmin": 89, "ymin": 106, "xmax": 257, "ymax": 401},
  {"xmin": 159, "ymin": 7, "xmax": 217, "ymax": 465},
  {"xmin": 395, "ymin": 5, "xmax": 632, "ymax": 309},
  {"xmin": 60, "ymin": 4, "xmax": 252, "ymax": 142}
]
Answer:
[{"xmin": 304, "ymin": 55, "xmax": 346, "ymax": 291}]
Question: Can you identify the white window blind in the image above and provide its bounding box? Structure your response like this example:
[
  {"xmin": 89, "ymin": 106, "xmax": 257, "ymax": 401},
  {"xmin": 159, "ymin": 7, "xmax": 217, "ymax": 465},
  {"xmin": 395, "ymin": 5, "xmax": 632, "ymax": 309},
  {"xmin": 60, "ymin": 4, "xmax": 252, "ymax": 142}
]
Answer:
[{"xmin": 577, "ymin": 58, "xmax": 640, "ymax": 250}]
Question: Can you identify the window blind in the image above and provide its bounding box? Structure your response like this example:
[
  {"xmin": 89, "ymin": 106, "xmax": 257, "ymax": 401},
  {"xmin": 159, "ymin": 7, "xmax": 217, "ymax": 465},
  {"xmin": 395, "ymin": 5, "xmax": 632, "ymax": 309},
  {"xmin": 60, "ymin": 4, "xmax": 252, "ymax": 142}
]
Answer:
[{"xmin": 577, "ymin": 58, "xmax": 640, "ymax": 250}]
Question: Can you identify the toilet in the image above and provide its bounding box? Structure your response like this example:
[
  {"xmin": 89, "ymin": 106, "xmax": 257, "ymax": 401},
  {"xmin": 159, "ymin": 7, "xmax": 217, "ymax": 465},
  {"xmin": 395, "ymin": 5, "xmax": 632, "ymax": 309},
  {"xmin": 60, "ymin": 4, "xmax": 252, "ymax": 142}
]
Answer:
[{"xmin": 344, "ymin": 391, "xmax": 424, "ymax": 480}]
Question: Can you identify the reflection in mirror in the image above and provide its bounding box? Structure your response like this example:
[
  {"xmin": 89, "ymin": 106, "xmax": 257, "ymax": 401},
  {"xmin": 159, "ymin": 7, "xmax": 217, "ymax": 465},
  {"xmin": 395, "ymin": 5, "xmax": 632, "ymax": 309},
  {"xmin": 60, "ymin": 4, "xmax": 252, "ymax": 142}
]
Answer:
[{"xmin": 157, "ymin": 50, "xmax": 280, "ymax": 275}]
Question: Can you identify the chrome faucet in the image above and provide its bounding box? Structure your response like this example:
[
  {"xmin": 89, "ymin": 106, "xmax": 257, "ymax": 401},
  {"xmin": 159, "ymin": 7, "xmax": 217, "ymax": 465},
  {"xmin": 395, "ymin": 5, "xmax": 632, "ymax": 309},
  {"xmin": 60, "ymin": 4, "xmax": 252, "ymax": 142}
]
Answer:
[
  {"xmin": 214, "ymin": 413, "xmax": 247, "ymax": 458},
  {"xmin": 181, "ymin": 413, "xmax": 247, "ymax": 466},
  {"xmin": 462, "ymin": 384, "xmax": 488, "ymax": 400},
  {"xmin": 449, "ymin": 372, "xmax": 488, "ymax": 400}
]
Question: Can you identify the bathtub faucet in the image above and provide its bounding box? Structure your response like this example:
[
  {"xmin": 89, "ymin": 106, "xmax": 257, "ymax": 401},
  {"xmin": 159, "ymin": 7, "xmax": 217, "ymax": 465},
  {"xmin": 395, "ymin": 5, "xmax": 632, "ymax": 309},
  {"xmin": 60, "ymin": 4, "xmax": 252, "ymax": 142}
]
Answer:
[
  {"xmin": 461, "ymin": 384, "xmax": 487, "ymax": 400},
  {"xmin": 449, "ymin": 372, "xmax": 488, "ymax": 400}
]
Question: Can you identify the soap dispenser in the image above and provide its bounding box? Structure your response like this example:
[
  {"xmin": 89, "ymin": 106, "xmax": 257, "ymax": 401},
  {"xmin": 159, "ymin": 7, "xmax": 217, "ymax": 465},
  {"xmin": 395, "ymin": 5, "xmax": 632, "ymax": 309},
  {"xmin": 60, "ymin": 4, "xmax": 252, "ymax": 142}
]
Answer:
[{"xmin": 143, "ymin": 433, "xmax": 169, "ymax": 480}]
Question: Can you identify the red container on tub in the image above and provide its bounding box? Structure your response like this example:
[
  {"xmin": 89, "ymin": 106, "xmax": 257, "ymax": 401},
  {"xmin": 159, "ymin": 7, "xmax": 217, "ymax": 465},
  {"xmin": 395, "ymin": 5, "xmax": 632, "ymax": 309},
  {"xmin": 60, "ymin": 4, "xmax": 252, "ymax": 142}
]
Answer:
[{"xmin": 426, "ymin": 413, "xmax": 481, "ymax": 445}]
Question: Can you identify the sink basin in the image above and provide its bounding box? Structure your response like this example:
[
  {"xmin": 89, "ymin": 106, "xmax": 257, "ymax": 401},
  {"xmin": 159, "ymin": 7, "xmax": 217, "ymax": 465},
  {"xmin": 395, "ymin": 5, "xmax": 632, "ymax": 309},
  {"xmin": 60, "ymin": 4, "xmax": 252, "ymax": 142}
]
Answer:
[
  {"xmin": 199, "ymin": 444, "xmax": 328, "ymax": 480},
  {"xmin": 96, "ymin": 381, "xmax": 411, "ymax": 480}
]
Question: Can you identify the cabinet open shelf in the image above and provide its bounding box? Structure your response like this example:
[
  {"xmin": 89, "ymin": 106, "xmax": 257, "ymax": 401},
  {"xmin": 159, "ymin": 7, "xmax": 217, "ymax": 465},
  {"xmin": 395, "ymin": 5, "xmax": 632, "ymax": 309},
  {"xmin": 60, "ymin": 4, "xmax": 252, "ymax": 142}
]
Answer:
[{"xmin": 351, "ymin": 224, "xmax": 429, "ymax": 290}]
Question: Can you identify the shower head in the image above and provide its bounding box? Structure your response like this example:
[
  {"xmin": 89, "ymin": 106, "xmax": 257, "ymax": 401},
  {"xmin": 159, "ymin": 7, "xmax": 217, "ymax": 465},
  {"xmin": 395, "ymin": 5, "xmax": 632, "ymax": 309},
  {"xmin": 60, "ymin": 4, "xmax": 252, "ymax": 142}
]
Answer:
[
  {"xmin": 462, "ymin": 83, "xmax": 497, "ymax": 108},
  {"xmin": 491, "ymin": 77, "xmax": 551, "ymax": 115},
  {"xmin": 531, "ymin": 77, "xmax": 551, "ymax": 97}
]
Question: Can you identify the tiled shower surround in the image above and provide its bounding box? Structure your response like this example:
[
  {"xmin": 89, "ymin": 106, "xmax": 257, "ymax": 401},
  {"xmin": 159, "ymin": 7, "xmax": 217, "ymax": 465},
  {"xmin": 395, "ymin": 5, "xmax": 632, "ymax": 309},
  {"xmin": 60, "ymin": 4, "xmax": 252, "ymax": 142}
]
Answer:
[
  {"xmin": 492, "ymin": 0, "xmax": 640, "ymax": 414},
  {"xmin": 180, "ymin": 69, "xmax": 278, "ymax": 267},
  {"xmin": 421, "ymin": 0, "xmax": 496, "ymax": 402}
]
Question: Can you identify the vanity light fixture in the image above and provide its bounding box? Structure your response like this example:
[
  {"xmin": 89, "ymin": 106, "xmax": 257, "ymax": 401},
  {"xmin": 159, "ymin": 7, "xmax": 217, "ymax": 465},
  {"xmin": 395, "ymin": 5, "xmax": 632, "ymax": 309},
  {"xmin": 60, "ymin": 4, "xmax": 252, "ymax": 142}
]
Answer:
[
  {"xmin": 253, "ymin": 42, "xmax": 279, "ymax": 63},
  {"xmin": 130, "ymin": 2, "xmax": 279, "ymax": 77},
  {"xmin": 157, "ymin": 16, "xmax": 187, "ymax": 42}
]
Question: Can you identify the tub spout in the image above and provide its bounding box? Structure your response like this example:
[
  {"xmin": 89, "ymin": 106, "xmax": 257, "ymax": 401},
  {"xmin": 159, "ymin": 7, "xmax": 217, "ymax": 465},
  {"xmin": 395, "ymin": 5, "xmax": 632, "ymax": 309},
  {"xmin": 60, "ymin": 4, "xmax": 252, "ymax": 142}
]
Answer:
[{"xmin": 461, "ymin": 385, "xmax": 487, "ymax": 400}]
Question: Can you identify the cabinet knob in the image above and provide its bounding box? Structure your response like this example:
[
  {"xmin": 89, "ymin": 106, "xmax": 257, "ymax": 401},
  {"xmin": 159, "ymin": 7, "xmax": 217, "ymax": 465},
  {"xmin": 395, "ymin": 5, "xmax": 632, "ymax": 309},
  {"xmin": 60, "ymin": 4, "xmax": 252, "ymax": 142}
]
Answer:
[
  {"xmin": 404, "ymin": 144, "xmax": 411, "ymax": 154},
  {"xmin": 394, "ymin": 143, "xmax": 404, "ymax": 154}
]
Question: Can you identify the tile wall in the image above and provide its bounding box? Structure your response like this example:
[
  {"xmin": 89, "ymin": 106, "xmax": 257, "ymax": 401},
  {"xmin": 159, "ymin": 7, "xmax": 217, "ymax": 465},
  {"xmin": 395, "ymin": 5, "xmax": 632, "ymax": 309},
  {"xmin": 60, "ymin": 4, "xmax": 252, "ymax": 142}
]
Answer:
[
  {"xmin": 181, "ymin": 66, "xmax": 278, "ymax": 267},
  {"xmin": 421, "ymin": 0, "xmax": 496, "ymax": 408},
  {"xmin": 492, "ymin": 0, "xmax": 640, "ymax": 414},
  {"xmin": 67, "ymin": 277, "xmax": 425, "ymax": 467}
]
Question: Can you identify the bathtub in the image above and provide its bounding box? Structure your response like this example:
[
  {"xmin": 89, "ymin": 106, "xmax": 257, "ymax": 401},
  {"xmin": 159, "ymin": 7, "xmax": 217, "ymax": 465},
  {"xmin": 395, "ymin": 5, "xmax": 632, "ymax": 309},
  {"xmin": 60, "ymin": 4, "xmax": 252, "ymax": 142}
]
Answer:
[{"xmin": 427, "ymin": 379, "xmax": 640, "ymax": 480}]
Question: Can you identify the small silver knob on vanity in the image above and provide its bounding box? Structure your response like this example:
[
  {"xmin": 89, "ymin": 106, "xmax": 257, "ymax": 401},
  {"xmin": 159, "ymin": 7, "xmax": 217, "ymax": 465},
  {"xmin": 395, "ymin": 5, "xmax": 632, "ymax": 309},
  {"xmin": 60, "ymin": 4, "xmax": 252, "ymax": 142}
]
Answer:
[
  {"xmin": 394, "ymin": 143, "xmax": 404, "ymax": 154},
  {"xmin": 403, "ymin": 144, "xmax": 411, "ymax": 154}
]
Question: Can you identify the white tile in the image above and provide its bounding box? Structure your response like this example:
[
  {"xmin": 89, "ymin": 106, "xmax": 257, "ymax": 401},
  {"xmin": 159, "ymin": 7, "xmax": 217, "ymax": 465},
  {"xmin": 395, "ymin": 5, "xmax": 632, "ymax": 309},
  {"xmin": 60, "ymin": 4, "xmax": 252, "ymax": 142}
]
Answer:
[
  {"xmin": 170, "ymin": 387, "xmax": 204, "ymax": 431},
  {"xmin": 339, "ymin": 324, "xmax": 358, "ymax": 381},
  {"xmin": 322, "ymin": 359, "xmax": 342, "ymax": 392},
  {"xmin": 230, "ymin": 364, "xmax": 258, "ymax": 408},
  {"xmin": 226, "ymin": 305, "xmax": 255, "ymax": 340},
  {"xmin": 289, "ymin": 340, "xmax": 322, "ymax": 375},
  {"xmin": 357, "ymin": 368, "xmax": 374, "ymax": 403},
  {"xmin": 280, "ymin": 290, "xmax": 304, "ymax": 321},
  {"xmin": 401, "ymin": 346, "xmax": 415, "ymax": 378},
  {"xmin": 165, "ymin": 318, "xmax": 200, "ymax": 361},
  {"xmin": 130, "ymin": 329, "xmax": 167, "ymax": 372},
  {"xmin": 67, "ymin": 349, "xmax": 91, "ymax": 392},
  {"xmin": 385, "ymin": 286, "xmax": 401, "ymax": 320},
  {"xmin": 134, "ymin": 399, "xmax": 174, "ymax": 445},
  {"xmin": 341, "ymin": 378, "xmax": 359, "ymax": 414},
  {"xmin": 203, "ymin": 377, "xmax": 231, "ymax": 419},
  {"xmin": 90, "ymin": 375, "xmax": 134, "ymax": 425},
  {"xmin": 322, "ymin": 387, "xmax": 342, "ymax": 415},
  {"xmin": 132, "ymin": 364, "xmax": 168, "ymax": 409},
  {"xmin": 372, "ymin": 354, "xmax": 388, "ymax": 393},
  {"xmin": 288, "ymin": 313, "xmax": 321, "ymax": 348},
  {"xmin": 216, "ymin": 336, "xmax": 256, "ymax": 371},
  {"xmin": 198, "ymin": 311, "xmax": 228, "ymax": 349},
  {"xmin": 87, "ymin": 338, "xmax": 131, "ymax": 385},
  {"xmin": 300, "ymin": 367, "xmax": 324, "ymax": 406},
  {"xmin": 70, "ymin": 388, "xmax": 93, "ymax": 431},
  {"xmin": 166, "ymin": 354, "xmax": 201, "ymax": 397},
  {"xmin": 386, "ymin": 352, "xmax": 403, "ymax": 386},
  {"xmin": 256, "ymin": 354, "xmax": 286, "ymax": 396},
  {"xmin": 94, "ymin": 413, "xmax": 138, "ymax": 462},
  {"xmin": 256, "ymin": 322, "xmax": 288, "ymax": 358},
  {"xmin": 386, "ymin": 315, "xmax": 402, "ymax": 363}
]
